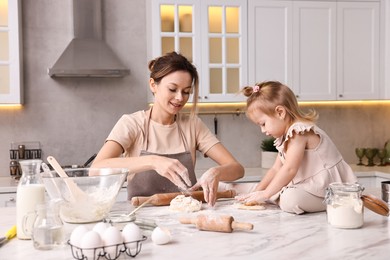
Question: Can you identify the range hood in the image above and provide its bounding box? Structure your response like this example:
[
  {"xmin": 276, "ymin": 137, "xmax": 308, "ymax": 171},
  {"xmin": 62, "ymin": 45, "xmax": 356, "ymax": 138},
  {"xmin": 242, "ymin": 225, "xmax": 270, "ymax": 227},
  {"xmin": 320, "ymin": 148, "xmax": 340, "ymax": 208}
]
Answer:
[{"xmin": 47, "ymin": 0, "xmax": 130, "ymax": 78}]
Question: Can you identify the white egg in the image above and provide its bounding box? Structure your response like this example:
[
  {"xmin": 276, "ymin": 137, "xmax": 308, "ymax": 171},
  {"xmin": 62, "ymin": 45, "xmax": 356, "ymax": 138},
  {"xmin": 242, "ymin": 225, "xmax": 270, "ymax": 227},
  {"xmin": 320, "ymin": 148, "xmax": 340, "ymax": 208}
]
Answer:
[
  {"xmin": 151, "ymin": 227, "xmax": 171, "ymax": 245},
  {"xmin": 93, "ymin": 222, "xmax": 110, "ymax": 237},
  {"xmin": 102, "ymin": 226, "xmax": 124, "ymax": 259},
  {"xmin": 70, "ymin": 225, "xmax": 89, "ymax": 247},
  {"xmin": 80, "ymin": 230, "xmax": 104, "ymax": 260},
  {"xmin": 122, "ymin": 223, "xmax": 142, "ymax": 250},
  {"xmin": 122, "ymin": 223, "xmax": 142, "ymax": 242}
]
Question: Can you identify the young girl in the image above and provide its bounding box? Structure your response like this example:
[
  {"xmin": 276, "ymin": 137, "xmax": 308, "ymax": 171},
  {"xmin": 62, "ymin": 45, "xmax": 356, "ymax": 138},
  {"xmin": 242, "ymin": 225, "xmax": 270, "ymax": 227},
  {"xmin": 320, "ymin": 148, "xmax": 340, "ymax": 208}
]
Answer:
[
  {"xmin": 235, "ymin": 81, "xmax": 357, "ymax": 214},
  {"xmin": 91, "ymin": 52, "xmax": 244, "ymax": 206}
]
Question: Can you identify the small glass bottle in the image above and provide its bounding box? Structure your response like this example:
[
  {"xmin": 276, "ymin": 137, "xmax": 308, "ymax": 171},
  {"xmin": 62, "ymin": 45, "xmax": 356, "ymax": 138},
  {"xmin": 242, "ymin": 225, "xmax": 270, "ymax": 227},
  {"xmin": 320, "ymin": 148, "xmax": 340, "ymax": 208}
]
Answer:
[
  {"xmin": 325, "ymin": 182, "xmax": 364, "ymax": 229},
  {"xmin": 24, "ymin": 201, "xmax": 65, "ymax": 250},
  {"xmin": 16, "ymin": 159, "xmax": 46, "ymax": 239}
]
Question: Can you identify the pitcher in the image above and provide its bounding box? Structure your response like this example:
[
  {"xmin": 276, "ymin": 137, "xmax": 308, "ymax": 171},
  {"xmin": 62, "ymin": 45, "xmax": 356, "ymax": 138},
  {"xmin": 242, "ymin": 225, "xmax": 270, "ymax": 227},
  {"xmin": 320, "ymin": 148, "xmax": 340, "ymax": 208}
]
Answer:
[{"xmin": 23, "ymin": 201, "xmax": 65, "ymax": 250}]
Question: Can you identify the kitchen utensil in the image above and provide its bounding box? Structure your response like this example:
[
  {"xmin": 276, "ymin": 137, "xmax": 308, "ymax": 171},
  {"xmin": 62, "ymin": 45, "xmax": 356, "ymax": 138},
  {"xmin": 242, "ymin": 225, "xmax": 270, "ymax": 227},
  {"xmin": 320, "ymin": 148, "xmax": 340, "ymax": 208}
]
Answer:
[
  {"xmin": 128, "ymin": 197, "xmax": 153, "ymax": 216},
  {"xmin": 68, "ymin": 236, "xmax": 147, "ymax": 260},
  {"xmin": 362, "ymin": 194, "xmax": 389, "ymax": 216},
  {"xmin": 41, "ymin": 168, "xmax": 129, "ymax": 223},
  {"xmin": 41, "ymin": 162, "xmax": 62, "ymax": 201},
  {"xmin": 47, "ymin": 156, "xmax": 86, "ymax": 201},
  {"xmin": 131, "ymin": 189, "xmax": 236, "ymax": 206},
  {"xmin": 82, "ymin": 153, "xmax": 97, "ymax": 167},
  {"xmin": 105, "ymin": 197, "xmax": 154, "ymax": 229},
  {"xmin": 0, "ymin": 225, "xmax": 17, "ymax": 246},
  {"xmin": 179, "ymin": 214, "xmax": 254, "ymax": 233},
  {"xmin": 381, "ymin": 181, "xmax": 390, "ymax": 203}
]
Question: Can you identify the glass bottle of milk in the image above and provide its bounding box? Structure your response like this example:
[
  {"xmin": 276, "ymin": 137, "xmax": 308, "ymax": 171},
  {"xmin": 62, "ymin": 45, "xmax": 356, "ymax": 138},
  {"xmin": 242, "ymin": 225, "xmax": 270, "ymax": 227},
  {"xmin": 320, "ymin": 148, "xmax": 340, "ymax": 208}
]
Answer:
[{"xmin": 16, "ymin": 159, "xmax": 45, "ymax": 239}]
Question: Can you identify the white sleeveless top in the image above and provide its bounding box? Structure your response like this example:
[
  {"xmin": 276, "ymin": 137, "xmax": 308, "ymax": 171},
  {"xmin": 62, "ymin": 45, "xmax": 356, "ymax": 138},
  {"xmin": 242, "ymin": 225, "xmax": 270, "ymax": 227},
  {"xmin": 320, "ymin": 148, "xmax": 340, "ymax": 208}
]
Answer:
[{"xmin": 274, "ymin": 122, "xmax": 357, "ymax": 197}]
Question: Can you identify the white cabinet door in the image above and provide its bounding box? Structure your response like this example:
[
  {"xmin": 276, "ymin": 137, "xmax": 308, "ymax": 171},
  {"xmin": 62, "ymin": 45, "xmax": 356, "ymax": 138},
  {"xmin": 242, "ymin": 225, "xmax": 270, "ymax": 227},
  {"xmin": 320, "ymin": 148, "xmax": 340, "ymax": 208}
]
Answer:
[
  {"xmin": 200, "ymin": 0, "xmax": 247, "ymax": 102},
  {"xmin": 0, "ymin": 193, "xmax": 16, "ymax": 207},
  {"xmin": 150, "ymin": 0, "xmax": 247, "ymax": 103},
  {"xmin": 248, "ymin": 0, "xmax": 292, "ymax": 87},
  {"xmin": 292, "ymin": 1, "xmax": 337, "ymax": 100},
  {"xmin": 249, "ymin": 0, "xmax": 382, "ymax": 101},
  {"xmin": 0, "ymin": 0, "xmax": 23, "ymax": 104},
  {"xmin": 336, "ymin": 1, "xmax": 380, "ymax": 100}
]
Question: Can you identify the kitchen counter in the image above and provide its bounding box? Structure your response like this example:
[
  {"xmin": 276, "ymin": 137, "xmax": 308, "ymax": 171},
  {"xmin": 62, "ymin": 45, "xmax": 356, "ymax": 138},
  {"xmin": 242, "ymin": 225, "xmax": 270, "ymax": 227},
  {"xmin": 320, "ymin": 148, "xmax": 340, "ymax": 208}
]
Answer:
[
  {"xmin": 0, "ymin": 187, "xmax": 389, "ymax": 259},
  {"xmin": 1, "ymin": 165, "xmax": 390, "ymax": 193}
]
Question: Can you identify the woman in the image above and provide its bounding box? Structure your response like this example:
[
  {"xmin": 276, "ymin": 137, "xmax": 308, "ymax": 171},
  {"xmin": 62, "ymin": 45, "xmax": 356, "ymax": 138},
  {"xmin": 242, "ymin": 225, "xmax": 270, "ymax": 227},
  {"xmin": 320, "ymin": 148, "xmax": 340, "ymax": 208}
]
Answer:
[{"xmin": 91, "ymin": 52, "xmax": 244, "ymax": 206}]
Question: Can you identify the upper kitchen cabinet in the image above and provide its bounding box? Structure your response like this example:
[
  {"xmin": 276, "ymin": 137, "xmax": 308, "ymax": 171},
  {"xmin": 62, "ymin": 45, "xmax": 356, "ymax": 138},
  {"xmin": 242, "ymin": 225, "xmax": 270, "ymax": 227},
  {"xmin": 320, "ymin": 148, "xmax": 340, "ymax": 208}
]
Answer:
[
  {"xmin": 149, "ymin": 0, "xmax": 247, "ymax": 102},
  {"xmin": 0, "ymin": 0, "xmax": 22, "ymax": 104},
  {"xmin": 336, "ymin": 1, "xmax": 380, "ymax": 100},
  {"xmin": 248, "ymin": 1, "xmax": 293, "ymax": 88},
  {"xmin": 248, "ymin": 0, "xmax": 382, "ymax": 101}
]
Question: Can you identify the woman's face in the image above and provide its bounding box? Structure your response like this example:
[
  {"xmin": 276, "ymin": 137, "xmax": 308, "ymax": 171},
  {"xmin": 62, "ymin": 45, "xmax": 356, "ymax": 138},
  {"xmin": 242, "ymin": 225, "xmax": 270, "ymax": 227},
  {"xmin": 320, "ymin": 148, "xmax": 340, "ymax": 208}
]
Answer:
[{"xmin": 150, "ymin": 70, "xmax": 192, "ymax": 116}]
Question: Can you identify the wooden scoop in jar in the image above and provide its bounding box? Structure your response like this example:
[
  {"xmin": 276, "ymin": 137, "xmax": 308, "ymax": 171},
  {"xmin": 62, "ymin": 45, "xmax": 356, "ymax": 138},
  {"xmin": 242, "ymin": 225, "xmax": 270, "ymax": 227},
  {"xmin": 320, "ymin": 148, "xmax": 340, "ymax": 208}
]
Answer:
[
  {"xmin": 131, "ymin": 189, "xmax": 236, "ymax": 206},
  {"xmin": 179, "ymin": 214, "xmax": 254, "ymax": 233}
]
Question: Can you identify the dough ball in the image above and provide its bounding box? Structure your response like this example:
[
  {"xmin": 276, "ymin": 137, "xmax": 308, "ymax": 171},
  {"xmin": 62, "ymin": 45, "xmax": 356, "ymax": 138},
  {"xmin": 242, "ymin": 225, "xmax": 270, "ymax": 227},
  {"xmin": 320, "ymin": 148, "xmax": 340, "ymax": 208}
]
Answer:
[{"xmin": 169, "ymin": 195, "xmax": 202, "ymax": 212}]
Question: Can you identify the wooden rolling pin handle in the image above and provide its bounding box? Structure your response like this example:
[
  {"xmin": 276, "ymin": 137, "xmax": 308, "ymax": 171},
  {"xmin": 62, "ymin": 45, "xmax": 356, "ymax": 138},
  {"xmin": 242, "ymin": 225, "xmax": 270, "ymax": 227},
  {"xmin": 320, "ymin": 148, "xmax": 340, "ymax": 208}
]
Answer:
[
  {"xmin": 179, "ymin": 217, "xmax": 196, "ymax": 225},
  {"xmin": 231, "ymin": 221, "xmax": 254, "ymax": 231},
  {"xmin": 131, "ymin": 195, "xmax": 155, "ymax": 206},
  {"xmin": 218, "ymin": 189, "xmax": 236, "ymax": 199}
]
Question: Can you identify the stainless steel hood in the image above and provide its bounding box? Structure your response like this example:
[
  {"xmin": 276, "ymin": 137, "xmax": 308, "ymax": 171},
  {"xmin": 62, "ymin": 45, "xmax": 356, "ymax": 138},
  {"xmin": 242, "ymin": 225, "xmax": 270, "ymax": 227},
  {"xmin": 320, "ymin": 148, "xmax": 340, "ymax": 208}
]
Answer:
[{"xmin": 47, "ymin": 0, "xmax": 130, "ymax": 78}]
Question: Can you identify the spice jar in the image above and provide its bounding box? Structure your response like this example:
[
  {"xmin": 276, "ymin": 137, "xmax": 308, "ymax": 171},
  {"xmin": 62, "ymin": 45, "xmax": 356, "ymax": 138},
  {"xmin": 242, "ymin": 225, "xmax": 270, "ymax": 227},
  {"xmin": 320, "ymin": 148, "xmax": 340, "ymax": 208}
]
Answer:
[{"xmin": 325, "ymin": 182, "xmax": 364, "ymax": 229}]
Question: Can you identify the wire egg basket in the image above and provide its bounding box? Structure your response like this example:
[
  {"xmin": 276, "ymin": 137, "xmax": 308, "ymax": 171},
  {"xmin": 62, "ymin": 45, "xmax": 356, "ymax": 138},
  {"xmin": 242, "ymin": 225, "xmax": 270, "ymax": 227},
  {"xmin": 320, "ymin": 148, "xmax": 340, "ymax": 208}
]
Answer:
[{"xmin": 68, "ymin": 235, "xmax": 147, "ymax": 260}]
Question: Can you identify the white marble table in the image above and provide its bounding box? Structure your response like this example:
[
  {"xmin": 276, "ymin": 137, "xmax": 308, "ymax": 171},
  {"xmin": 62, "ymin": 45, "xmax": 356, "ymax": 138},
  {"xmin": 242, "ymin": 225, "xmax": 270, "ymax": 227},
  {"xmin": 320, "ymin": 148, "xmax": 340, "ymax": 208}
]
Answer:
[{"xmin": 1, "ymin": 187, "xmax": 389, "ymax": 260}]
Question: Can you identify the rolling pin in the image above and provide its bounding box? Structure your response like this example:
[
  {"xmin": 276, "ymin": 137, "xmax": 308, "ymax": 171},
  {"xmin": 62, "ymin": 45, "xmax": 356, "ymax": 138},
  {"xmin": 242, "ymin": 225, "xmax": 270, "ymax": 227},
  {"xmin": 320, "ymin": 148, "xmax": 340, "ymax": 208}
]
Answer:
[
  {"xmin": 131, "ymin": 189, "xmax": 236, "ymax": 206},
  {"xmin": 179, "ymin": 214, "xmax": 254, "ymax": 233}
]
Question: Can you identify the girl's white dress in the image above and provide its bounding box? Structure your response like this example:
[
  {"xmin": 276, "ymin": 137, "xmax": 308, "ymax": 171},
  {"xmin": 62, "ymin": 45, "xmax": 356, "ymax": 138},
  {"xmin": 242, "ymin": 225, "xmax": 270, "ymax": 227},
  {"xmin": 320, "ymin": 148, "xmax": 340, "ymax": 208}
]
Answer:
[{"xmin": 274, "ymin": 122, "xmax": 357, "ymax": 198}]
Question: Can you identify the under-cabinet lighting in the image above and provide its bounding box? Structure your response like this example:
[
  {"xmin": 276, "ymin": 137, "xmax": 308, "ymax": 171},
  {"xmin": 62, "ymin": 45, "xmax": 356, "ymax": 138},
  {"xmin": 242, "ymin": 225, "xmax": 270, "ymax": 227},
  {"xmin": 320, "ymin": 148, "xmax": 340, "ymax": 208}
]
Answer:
[
  {"xmin": 149, "ymin": 100, "xmax": 390, "ymax": 109},
  {"xmin": 0, "ymin": 104, "xmax": 23, "ymax": 110},
  {"xmin": 299, "ymin": 100, "xmax": 390, "ymax": 106}
]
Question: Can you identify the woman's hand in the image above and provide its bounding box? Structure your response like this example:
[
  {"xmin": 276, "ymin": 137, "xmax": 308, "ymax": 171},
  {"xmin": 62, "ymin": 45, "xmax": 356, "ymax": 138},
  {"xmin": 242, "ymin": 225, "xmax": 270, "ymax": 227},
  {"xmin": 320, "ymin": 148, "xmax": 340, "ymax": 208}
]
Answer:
[
  {"xmin": 152, "ymin": 156, "xmax": 192, "ymax": 190},
  {"xmin": 235, "ymin": 191, "xmax": 268, "ymax": 205},
  {"xmin": 190, "ymin": 168, "xmax": 220, "ymax": 207}
]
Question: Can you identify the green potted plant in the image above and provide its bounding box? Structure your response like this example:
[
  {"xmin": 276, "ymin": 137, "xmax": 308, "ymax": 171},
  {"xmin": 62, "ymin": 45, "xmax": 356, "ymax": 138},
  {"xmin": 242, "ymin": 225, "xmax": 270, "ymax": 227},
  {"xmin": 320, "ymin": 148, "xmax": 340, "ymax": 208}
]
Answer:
[{"xmin": 261, "ymin": 137, "xmax": 278, "ymax": 168}]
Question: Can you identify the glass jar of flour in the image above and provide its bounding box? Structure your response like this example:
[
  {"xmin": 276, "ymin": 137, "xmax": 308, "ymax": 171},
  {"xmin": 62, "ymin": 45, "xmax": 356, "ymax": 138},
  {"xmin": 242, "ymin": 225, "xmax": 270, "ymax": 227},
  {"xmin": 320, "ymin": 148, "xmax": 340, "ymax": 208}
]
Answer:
[{"xmin": 325, "ymin": 182, "xmax": 364, "ymax": 229}]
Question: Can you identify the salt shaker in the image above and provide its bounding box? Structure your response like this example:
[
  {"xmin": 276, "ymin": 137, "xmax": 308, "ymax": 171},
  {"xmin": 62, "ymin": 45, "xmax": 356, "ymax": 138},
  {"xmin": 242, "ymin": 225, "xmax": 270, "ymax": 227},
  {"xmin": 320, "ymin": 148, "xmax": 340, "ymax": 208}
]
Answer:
[
  {"xmin": 325, "ymin": 182, "xmax": 364, "ymax": 229},
  {"xmin": 16, "ymin": 159, "xmax": 46, "ymax": 239}
]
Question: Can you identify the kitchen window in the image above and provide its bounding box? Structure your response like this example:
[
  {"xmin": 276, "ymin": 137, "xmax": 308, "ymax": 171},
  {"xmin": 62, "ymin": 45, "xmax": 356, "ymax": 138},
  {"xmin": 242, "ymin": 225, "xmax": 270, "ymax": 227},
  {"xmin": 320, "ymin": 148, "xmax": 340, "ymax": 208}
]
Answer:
[{"xmin": 0, "ymin": 0, "xmax": 22, "ymax": 104}]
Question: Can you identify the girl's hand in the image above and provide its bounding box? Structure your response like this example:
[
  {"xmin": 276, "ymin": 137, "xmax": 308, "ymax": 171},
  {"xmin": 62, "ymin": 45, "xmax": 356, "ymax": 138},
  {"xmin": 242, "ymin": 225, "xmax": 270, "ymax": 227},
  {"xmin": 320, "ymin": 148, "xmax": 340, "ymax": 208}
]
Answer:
[
  {"xmin": 190, "ymin": 168, "xmax": 220, "ymax": 207},
  {"xmin": 235, "ymin": 191, "xmax": 267, "ymax": 205},
  {"xmin": 152, "ymin": 156, "xmax": 192, "ymax": 190}
]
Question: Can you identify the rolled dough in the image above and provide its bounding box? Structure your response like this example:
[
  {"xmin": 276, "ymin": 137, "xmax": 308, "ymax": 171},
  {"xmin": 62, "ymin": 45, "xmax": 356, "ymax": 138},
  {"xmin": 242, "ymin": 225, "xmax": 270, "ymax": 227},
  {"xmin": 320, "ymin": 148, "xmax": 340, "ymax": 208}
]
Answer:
[{"xmin": 234, "ymin": 203, "xmax": 266, "ymax": 210}]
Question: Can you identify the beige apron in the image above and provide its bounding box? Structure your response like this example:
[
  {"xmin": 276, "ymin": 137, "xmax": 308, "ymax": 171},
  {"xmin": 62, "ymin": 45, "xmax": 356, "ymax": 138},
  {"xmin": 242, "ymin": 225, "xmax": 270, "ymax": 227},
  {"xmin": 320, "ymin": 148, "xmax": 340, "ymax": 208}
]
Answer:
[{"xmin": 127, "ymin": 109, "xmax": 197, "ymax": 200}]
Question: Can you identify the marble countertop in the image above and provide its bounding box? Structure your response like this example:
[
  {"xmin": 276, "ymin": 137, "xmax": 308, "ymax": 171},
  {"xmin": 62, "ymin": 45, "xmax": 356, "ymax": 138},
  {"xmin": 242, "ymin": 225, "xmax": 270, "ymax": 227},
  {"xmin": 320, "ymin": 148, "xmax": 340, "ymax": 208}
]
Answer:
[
  {"xmin": 0, "ymin": 187, "xmax": 389, "ymax": 259},
  {"xmin": 1, "ymin": 165, "xmax": 390, "ymax": 193}
]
